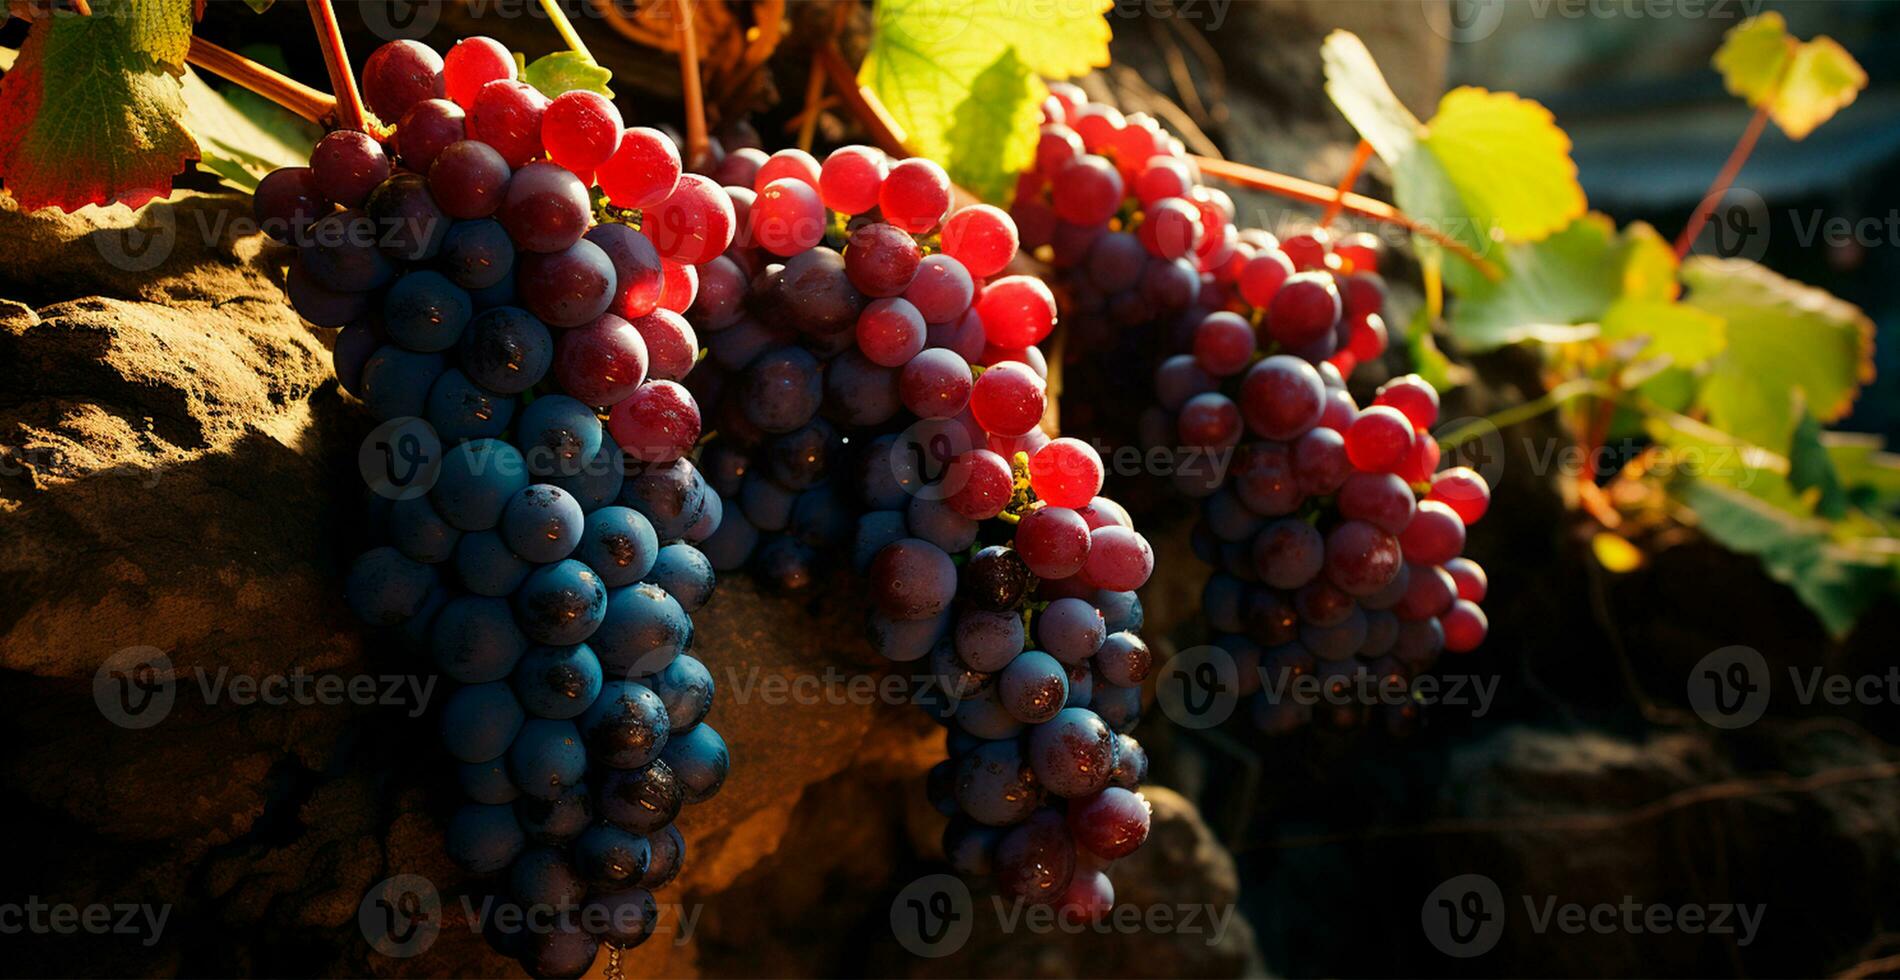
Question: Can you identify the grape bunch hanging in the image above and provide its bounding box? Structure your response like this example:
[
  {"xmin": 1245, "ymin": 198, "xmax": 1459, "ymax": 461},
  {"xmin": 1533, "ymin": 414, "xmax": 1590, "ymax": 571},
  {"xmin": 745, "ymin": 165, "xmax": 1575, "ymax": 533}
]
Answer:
[
  {"xmin": 258, "ymin": 36, "xmax": 732, "ymax": 977},
  {"xmin": 661, "ymin": 137, "xmax": 1159, "ymax": 916},
  {"xmin": 1016, "ymin": 83, "xmax": 1492, "ymax": 734}
]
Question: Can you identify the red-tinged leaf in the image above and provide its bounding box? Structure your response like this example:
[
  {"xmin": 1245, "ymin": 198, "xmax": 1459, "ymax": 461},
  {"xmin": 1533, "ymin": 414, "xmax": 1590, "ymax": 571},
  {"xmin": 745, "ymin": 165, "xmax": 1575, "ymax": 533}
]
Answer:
[{"xmin": 0, "ymin": 3, "xmax": 200, "ymax": 212}]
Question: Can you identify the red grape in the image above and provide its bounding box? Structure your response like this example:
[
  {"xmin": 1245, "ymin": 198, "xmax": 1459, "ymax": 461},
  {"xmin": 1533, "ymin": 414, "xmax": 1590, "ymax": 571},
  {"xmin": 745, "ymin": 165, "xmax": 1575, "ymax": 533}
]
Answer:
[
  {"xmin": 879, "ymin": 158, "xmax": 951, "ymax": 234},
  {"xmin": 1027, "ymin": 438, "xmax": 1103, "ymax": 508},
  {"xmin": 598, "ymin": 128, "xmax": 682, "ymax": 209}
]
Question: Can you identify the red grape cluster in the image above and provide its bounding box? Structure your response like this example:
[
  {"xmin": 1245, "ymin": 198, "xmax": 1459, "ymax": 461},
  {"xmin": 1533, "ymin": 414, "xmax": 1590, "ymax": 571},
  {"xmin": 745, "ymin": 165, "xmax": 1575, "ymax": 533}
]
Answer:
[
  {"xmin": 260, "ymin": 37, "xmax": 735, "ymax": 977},
  {"xmin": 660, "ymin": 140, "xmax": 1159, "ymax": 920},
  {"xmin": 1016, "ymin": 85, "xmax": 1491, "ymax": 734}
]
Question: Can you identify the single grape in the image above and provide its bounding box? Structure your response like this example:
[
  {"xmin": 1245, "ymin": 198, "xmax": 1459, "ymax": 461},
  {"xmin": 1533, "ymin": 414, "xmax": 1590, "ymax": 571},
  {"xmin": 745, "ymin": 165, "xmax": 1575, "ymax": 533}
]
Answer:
[
  {"xmin": 543, "ymin": 89, "xmax": 624, "ymax": 173},
  {"xmin": 468, "ymin": 79, "xmax": 549, "ymax": 169},
  {"xmin": 395, "ymin": 98, "xmax": 465, "ymax": 173},
  {"xmin": 878, "ymin": 157, "xmax": 951, "ymax": 233},
  {"xmin": 598, "ymin": 127, "xmax": 683, "ymax": 209},
  {"xmin": 818, "ymin": 144, "xmax": 886, "ymax": 215},
  {"xmin": 360, "ymin": 39, "xmax": 444, "ymax": 123}
]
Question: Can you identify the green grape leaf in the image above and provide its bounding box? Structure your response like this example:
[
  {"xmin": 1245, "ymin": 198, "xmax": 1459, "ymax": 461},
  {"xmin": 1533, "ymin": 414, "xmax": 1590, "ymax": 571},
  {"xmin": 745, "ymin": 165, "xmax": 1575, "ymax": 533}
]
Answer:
[
  {"xmin": 1713, "ymin": 12, "xmax": 1866, "ymax": 140},
  {"xmin": 1647, "ymin": 412, "xmax": 1892, "ymax": 638},
  {"xmin": 1421, "ymin": 87, "xmax": 1585, "ymax": 244},
  {"xmin": 1788, "ymin": 407, "xmax": 1847, "ymax": 521},
  {"xmin": 1822, "ymin": 433, "xmax": 1900, "ymax": 514},
  {"xmin": 861, "ymin": 0, "xmax": 1112, "ymax": 203},
  {"xmin": 1774, "ymin": 37, "xmax": 1868, "ymax": 140},
  {"xmin": 1682, "ymin": 256, "xmax": 1874, "ymax": 454},
  {"xmin": 182, "ymin": 65, "xmax": 319, "ymax": 193},
  {"xmin": 1439, "ymin": 213, "xmax": 1619, "ymax": 349},
  {"xmin": 524, "ymin": 51, "xmax": 614, "ymax": 100},
  {"xmin": 0, "ymin": 0, "xmax": 199, "ymax": 212},
  {"xmin": 1600, "ymin": 298, "xmax": 1726, "ymax": 369},
  {"xmin": 1712, "ymin": 12, "xmax": 1791, "ymax": 106},
  {"xmin": 1674, "ymin": 477, "xmax": 1891, "ymax": 639},
  {"xmin": 1322, "ymin": 30, "xmax": 1584, "ymax": 250}
]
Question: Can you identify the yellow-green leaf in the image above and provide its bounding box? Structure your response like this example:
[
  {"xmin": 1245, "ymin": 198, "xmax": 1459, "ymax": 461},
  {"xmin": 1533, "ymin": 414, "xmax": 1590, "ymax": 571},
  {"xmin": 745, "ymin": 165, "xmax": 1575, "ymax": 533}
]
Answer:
[
  {"xmin": 1712, "ymin": 12, "xmax": 1866, "ymax": 140},
  {"xmin": 1682, "ymin": 257, "xmax": 1874, "ymax": 453},
  {"xmin": 1421, "ymin": 87, "xmax": 1585, "ymax": 244},
  {"xmin": 524, "ymin": 51, "xmax": 613, "ymax": 100},
  {"xmin": 1322, "ymin": 30, "xmax": 1584, "ymax": 251},
  {"xmin": 1600, "ymin": 297, "xmax": 1726, "ymax": 369},
  {"xmin": 1773, "ymin": 37, "xmax": 1866, "ymax": 140},
  {"xmin": 1712, "ymin": 12, "xmax": 1791, "ymax": 107},
  {"xmin": 182, "ymin": 65, "xmax": 319, "ymax": 193},
  {"xmin": 860, "ymin": 0, "xmax": 1112, "ymax": 203}
]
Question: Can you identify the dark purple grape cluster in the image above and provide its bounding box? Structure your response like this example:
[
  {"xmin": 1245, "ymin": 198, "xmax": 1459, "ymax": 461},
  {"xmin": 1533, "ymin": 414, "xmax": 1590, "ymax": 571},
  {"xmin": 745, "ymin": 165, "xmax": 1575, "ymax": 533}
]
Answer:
[
  {"xmin": 261, "ymin": 36, "xmax": 732, "ymax": 977},
  {"xmin": 653, "ymin": 139, "xmax": 1160, "ymax": 920},
  {"xmin": 1017, "ymin": 84, "xmax": 1491, "ymax": 734}
]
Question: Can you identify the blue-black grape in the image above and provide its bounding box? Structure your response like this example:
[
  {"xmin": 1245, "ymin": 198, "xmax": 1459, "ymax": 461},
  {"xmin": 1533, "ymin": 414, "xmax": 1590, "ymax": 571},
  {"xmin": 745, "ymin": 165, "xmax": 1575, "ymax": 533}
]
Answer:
[
  {"xmin": 515, "ymin": 394, "xmax": 603, "ymax": 478},
  {"xmin": 648, "ymin": 653, "xmax": 714, "ymax": 733},
  {"xmin": 1026, "ymin": 707, "xmax": 1115, "ymax": 798},
  {"xmin": 454, "ymin": 529, "xmax": 533, "ymax": 597},
  {"xmin": 446, "ymin": 802, "xmax": 525, "ymax": 873},
  {"xmin": 500, "ymin": 484, "xmax": 585, "ymax": 563},
  {"xmin": 384, "ymin": 269, "xmax": 472, "ymax": 352},
  {"xmin": 516, "ymin": 782, "xmax": 592, "ymax": 844},
  {"xmin": 578, "ymin": 680, "xmax": 670, "ymax": 768},
  {"xmin": 509, "ymin": 845, "xmax": 586, "ymax": 911},
  {"xmin": 573, "ymin": 505, "xmax": 659, "ymax": 588},
  {"xmin": 512, "ymin": 559, "xmax": 609, "ymax": 645},
  {"xmin": 643, "ymin": 543, "xmax": 715, "ymax": 612},
  {"xmin": 440, "ymin": 681, "xmax": 526, "ymax": 763},
  {"xmin": 389, "ymin": 495, "xmax": 461, "ymax": 563},
  {"xmin": 360, "ymin": 345, "xmax": 447, "ymax": 421},
  {"xmin": 597, "ymin": 759, "xmax": 683, "ymax": 835},
  {"xmin": 511, "ymin": 643, "xmax": 605, "ymax": 719},
  {"xmin": 440, "ymin": 218, "xmax": 517, "ymax": 289},
  {"xmin": 345, "ymin": 545, "xmax": 440, "ymax": 626},
  {"xmin": 507, "ymin": 718, "xmax": 587, "ymax": 800},
  {"xmin": 954, "ymin": 739, "xmax": 1043, "ymax": 827},
  {"xmin": 460, "ymin": 759, "xmax": 519, "ymax": 805},
  {"xmin": 433, "ymin": 438, "xmax": 531, "ymax": 531},
  {"xmin": 591, "ymin": 583, "xmax": 691, "ymax": 678},
  {"xmin": 460, "ymin": 306, "xmax": 554, "ymax": 394},
  {"xmin": 574, "ymin": 824, "xmax": 650, "ymax": 887},
  {"xmin": 658, "ymin": 723, "xmax": 728, "ymax": 803},
  {"xmin": 427, "ymin": 368, "xmax": 516, "ymax": 443},
  {"xmin": 432, "ymin": 594, "xmax": 530, "ymax": 683}
]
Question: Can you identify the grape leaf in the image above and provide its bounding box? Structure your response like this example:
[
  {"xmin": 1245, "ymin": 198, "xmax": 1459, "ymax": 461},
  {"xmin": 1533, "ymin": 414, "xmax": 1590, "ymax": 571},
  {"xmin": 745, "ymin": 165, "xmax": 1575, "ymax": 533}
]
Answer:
[
  {"xmin": 523, "ymin": 51, "xmax": 614, "ymax": 100},
  {"xmin": 860, "ymin": 0, "xmax": 1112, "ymax": 202},
  {"xmin": 1438, "ymin": 213, "xmax": 1617, "ymax": 349},
  {"xmin": 1421, "ymin": 88, "xmax": 1584, "ymax": 243},
  {"xmin": 0, "ymin": 1, "xmax": 199, "ymax": 212},
  {"xmin": 1675, "ymin": 477, "xmax": 1891, "ymax": 639},
  {"xmin": 182, "ymin": 65, "xmax": 319, "ymax": 193},
  {"xmin": 1322, "ymin": 31, "xmax": 1583, "ymax": 249},
  {"xmin": 1682, "ymin": 256, "xmax": 1874, "ymax": 454},
  {"xmin": 1599, "ymin": 298, "xmax": 1725, "ymax": 369},
  {"xmin": 1713, "ymin": 12, "xmax": 1867, "ymax": 140},
  {"xmin": 1644, "ymin": 412, "xmax": 1894, "ymax": 637}
]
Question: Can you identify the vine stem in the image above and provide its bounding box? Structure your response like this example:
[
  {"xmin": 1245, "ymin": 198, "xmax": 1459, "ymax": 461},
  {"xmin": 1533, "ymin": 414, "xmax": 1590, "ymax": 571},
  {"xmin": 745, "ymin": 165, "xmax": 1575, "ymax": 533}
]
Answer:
[
  {"xmin": 304, "ymin": 0, "xmax": 369, "ymax": 133},
  {"xmin": 538, "ymin": 0, "xmax": 595, "ymax": 62},
  {"xmin": 1319, "ymin": 139, "xmax": 1373, "ymax": 229},
  {"xmin": 673, "ymin": 0, "xmax": 709, "ymax": 167},
  {"xmin": 186, "ymin": 37, "xmax": 337, "ymax": 124},
  {"xmin": 1673, "ymin": 103, "xmax": 1770, "ymax": 259},
  {"xmin": 815, "ymin": 41, "xmax": 909, "ymax": 158},
  {"xmin": 1191, "ymin": 155, "xmax": 1501, "ymax": 281},
  {"xmin": 1434, "ymin": 377, "xmax": 1612, "ymax": 451}
]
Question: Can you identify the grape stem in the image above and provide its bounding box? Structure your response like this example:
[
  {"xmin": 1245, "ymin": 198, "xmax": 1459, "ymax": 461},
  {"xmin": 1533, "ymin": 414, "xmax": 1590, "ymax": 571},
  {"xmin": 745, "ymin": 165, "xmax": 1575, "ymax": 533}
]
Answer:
[
  {"xmin": 538, "ymin": 0, "xmax": 595, "ymax": 62},
  {"xmin": 1673, "ymin": 103, "xmax": 1770, "ymax": 259},
  {"xmin": 304, "ymin": 0, "xmax": 370, "ymax": 133},
  {"xmin": 1318, "ymin": 140, "xmax": 1373, "ymax": 229},
  {"xmin": 815, "ymin": 41, "xmax": 909, "ymax": 158},
  {"xmin": 1191, "ymin": 156, "xmax": 1501, "ymax": 281},
  {"xmin": 674, "ymin": 0, "xmax": 710, "ymax": 167},
  {"xmin": 186, "ymin": 36, "xmax": 338, "ymax": 125},
  {"xmin": 1433, "ymin": 377, "xmax": 1613, "ymax": 452}
]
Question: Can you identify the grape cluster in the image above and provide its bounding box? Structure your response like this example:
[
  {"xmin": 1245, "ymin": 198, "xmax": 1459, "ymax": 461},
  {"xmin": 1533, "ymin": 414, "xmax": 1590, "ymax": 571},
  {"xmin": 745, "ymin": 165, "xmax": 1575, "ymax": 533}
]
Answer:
[
  {"xmin": 1017, "ymin": 85, "xmax": 1491, "ymax": 734},
  {"xmin": 259, "ymin": 37, "xmax": 731, "ymax": 976},
  {"xmin": 646, "ymin": 139, "xmax": 1158, "ymax": 918}
]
